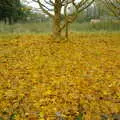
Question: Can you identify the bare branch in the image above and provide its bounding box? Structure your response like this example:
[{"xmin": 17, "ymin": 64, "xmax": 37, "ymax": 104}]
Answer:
[
  {"xmin": 61, "ymin": 0, "xmax": 94, "ymax": 31},
  {"xmin": 32, "ymin": 0, "xmax": 54, "ymax": 17},
  {"xmin": 44, "ymin": 0, "xmax": 54, "ymax": 6}
]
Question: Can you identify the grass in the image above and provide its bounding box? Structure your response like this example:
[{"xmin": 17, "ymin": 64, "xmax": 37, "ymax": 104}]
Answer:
[
  {"xmin": 70, "ymin": 21, "xmax": 120, "ymax": 32},
  {"xmin": 0, "ymin": 22, "xmax": 51, "ymax": 34},
  {"xmin": 0, "ymin": 32, "xmax": 120, "ymax": 120},
  {"xmin": 0, "ymin": 20, "xmax": 120, "ymax": 34}
]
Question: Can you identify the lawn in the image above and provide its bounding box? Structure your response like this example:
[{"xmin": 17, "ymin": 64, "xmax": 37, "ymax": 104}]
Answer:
[
  {"xmin": 0, "ymin": 21, "xmax": 120, "ymax": 34},
  {"xmin": 0, "ymin": 32, "xmax": 120, "ymax": 120}
]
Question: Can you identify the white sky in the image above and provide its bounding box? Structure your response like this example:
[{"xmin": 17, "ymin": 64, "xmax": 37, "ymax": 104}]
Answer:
[
  {"xmin": 22, "ymin": 0, "xmax": 87, "ymax": 15},
  {"xmin": 21, "ymin": 0, "xmax": 39, "ymax": 8},
  {"xmin": 22, "ymin": 0, "xmax": 79, "ymax": 8}
]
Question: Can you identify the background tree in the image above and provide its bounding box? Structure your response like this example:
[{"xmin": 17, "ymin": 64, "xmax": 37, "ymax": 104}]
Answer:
[
  {"xmin": 32, "ymin": 0, "xmax": 94, "ymax": 39},
  {"xmin": 0, "ymin": 0, "xmax": 25, "ymax": 24},
  {"xmin": 90, "ymin": 0, "xmax": 107, "ymax": 19},
  {"xmin": 102, "ymin": 0, "xmax": 120, "ymax": 19}
]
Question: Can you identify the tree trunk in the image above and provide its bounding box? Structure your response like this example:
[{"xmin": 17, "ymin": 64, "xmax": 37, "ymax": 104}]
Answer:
[
  {"xmin": 8, "ymin": 16, "xmax": 13, "ymax": 25},
  {"xmin": 52, "ymin": 0, "xmax": 62, "ymax": 39},
  {"xmin": 4, "ymin": 17, "xmax": 7, "ymax": 24},
  {"xmin": 65, "ymin": 22, "xmax": 69, "ymax": 40},
  {"xmin": 52, "ymin": 16, "xmax": 61, "ymax": 39}
]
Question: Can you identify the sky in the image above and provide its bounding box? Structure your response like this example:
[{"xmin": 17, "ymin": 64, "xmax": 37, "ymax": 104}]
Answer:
[
  {"xmin": 22, "ymin": 0, "xmax": 39, "ymax": 8},
  {"xmin": 23, "ymin": 0, "xmax": 77, "ymax": 9},
  {"xmin": 22, "ymin": 0, "xmax": 84, "ymax": 15},
  {"xmin": 22, "ymin": 0, "xmax": 43, "ymax": 13}
]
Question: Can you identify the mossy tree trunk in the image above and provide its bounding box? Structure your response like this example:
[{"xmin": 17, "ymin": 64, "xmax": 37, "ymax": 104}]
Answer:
[
  {"xmin": 52, "ymin": 0, "xmax": 62, "ymax": 39},
  {"xmin": 52, "ymin": 13, "xmax": 61, "ymax": 39}
]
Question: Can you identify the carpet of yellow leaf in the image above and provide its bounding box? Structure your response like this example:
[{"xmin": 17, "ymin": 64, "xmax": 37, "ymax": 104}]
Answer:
[{"xmin": 0, "ymin": 32, "xmax": 120, "ymax": 120}]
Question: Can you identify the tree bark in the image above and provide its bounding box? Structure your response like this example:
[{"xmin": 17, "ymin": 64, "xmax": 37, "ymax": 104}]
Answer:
[
  {"xmin": 65, "ymin": 21, "xmax": 69, "ymax": 40},
  {"xmin": 8, "ymin": 16, "xmax": 13, "ymax": 25},
  {"xmin": 52, "ymin": 0, "xmax": 62, "ymax": 39},
  {"xmin": 52, "ymin": 16, "xmax": 61, "ymax": 39}
]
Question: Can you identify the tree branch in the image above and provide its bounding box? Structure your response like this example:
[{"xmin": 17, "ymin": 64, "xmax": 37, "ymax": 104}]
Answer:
[{"xmin": 32, "ymin": 0, "xmax": 54, "ymax": 17}]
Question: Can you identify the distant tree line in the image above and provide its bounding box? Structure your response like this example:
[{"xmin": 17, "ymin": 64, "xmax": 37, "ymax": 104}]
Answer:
[{"xmin": 0, "ymin": 0, "xmax": 32, "ymax": 24}]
